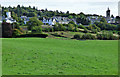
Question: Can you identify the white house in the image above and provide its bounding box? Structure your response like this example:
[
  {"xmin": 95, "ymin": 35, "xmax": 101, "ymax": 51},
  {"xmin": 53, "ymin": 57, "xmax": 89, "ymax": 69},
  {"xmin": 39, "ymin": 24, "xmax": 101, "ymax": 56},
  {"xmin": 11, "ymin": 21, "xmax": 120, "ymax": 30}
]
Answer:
[
  {"xmin": 6, "ymin": 12, "xmax": 11, "ymax": 18},
  {"xmin": 42, "ymin": 17, "xmax": 49, "ymax": 25},
  {"xmin": 55, "ymin": 17, "xmax": 70, "ymax": 24},
  {"xmin": 87, "ymin": 16, "xmax": 100, "ymax": 24},
  {"xmin": 48, "ymin": 18, "xmax": 56, "ymax": 25},
  {"xmin": 3, "ymin": 12, "xmax": 16, "ymax": 23},
  {"xmin": 5, "ymin": 18, "xmax": 16, "ymax": 23},
  {"xmin": 42, "ymin": 16, "xmax": 77, "ymax": 26},
  {"xmin": 42, "ymin": 17, "xmax": 56, "ymax": 26}
]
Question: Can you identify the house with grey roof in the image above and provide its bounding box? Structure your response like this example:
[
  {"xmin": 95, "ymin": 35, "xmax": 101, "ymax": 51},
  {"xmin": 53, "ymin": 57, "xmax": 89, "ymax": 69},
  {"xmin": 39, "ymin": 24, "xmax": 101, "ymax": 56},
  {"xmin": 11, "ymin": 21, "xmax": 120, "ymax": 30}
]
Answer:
[{"xmin": 20, "ymin": 16, "xmax": 32, "ymax": 24}]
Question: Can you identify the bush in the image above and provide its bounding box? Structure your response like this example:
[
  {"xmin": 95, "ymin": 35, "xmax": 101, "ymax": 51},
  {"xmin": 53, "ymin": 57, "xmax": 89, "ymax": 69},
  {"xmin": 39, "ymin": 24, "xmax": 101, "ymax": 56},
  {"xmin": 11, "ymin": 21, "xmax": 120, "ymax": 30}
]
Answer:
[
  {"xmin": 88, "ymin": 24, "xmax": 101, "ymax": 32},
  {"xmin": 94, "ymin": 21, "xmax": 117, "ymax": 30},
  {"xmin": 74, "ymin": 34, "xmax": 82, "ymax": 39},
  {"xmin": 73, "ymin": 33, "xmax": 96, "ymax": 40},
  {"xmin": 68, "ymin": 24, "xmax": 74, "ymax": 31},
  {"xmin": 73, "ymin": 28, "xmax": 79, "ymax": 32},
  {"xmin": 118, "ymin": 31, "xmax": 120, "ymax": 35},
  {"xmin": 53, "ymin": 25, "xmax": 59, "ymax": 31},
  {"xmin": 50, "ymin": 28, "xmax": 54, "ymax": 32},
  {"xmin": 91, "ymin": 29, "xmax": 98, "ymax": 34},
  {"xmin": 44, "ymin": 28, "xmax": 50, "ymax": 32},
  {"xmin": 82, "ymin": 33, "xmax": 96, "ymax": 40},
  {"xmin": 97, "ymin": 31, "xmax": 119, "ymax": 40},
  {"xmin": 78, "ymin": 24, "xmax": 86, "ymax": 29},
  {"xmin": 32, "ymin": 26, "xmax": 42, "ymax": 33},
  {"xmin": 17, "ymin": 33, "xmax": 48, "ymax": 38},
  {"xmin": 12, "ymin": 29, "xmax": 23, "ymax": 37}
]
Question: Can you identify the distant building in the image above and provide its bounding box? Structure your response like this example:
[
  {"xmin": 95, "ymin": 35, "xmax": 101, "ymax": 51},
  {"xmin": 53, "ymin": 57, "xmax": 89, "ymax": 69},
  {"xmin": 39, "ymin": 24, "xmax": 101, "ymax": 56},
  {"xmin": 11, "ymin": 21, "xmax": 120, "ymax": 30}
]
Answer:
[
  {"xmin": 42, "ymin": 16, "xmax": 74, "ymax": 26},
  {"xmin": 20, "ymin": 16, "xmax": 32, "ymax": 24},
  {"xmin": 2, "ymin": 12, "xmax": 16, "ymax": 23},
  {"xmin": 106, "ymin": 7, "xmax": 110, "ymax": 18},
  {"xmin": 87, "ymin": 7, "xmax": 116, "ymax": 24},
  {"xmin": 87, "ymin": 16, "xmax": 101, "ymax": 24},
  {"xmin": 106, "ymin": 7, "xmax": 111, "ymax": 23},
  {"xmin": 6, "ymin": 12, "xmax": 11, "ymax": 18},
  {"xmin": 42, "ymin": 17, "xmax": 56, "ymax": 26},
  {"xmin": 105, "ymin": 7, "xmax": 116, "ymax": 24},
  {"xmin": 5, "ymin": 17, "xmax": 16, "ymax": 23}
]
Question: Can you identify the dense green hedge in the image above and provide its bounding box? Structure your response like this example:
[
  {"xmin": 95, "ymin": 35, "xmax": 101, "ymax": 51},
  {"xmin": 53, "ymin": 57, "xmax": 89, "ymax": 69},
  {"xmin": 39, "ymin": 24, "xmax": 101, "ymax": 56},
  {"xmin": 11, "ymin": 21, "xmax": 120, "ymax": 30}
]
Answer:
[
  {"xmin": 97, "ymin": 33, "xmax": 118, "ymax": 40},
  {"xmin": 97, "ymin": 31, "xmax": 119, "ymax": 40},
  {"xmin": 74, "ymin": 32, "xmax": 119, "ymax": 40},
  {"xmin": 74, "ymin": 33, "xmax": 96, "ymax": 40},
  {"xmin": 16, "ymin": 33, "xmax": 48, "ymax": 38}
]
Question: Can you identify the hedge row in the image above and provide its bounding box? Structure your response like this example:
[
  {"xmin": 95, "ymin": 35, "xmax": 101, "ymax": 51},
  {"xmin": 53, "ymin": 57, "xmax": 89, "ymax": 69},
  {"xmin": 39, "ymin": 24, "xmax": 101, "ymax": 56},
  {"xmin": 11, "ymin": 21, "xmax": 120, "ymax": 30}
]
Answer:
[
  {"xmin": 74, "ymin": 33, "xmax": 96, "ymax": 40},
  {"xmin": 97, "ymin": 34, "xmax": 119, "ymax": 40},
  {"xmin": 16, "ymin": 33, "xmax": 48, "ymax": 38},
  {"xmin": 74, "ymin": 33, "xmax": 119, "ymax": 40}
]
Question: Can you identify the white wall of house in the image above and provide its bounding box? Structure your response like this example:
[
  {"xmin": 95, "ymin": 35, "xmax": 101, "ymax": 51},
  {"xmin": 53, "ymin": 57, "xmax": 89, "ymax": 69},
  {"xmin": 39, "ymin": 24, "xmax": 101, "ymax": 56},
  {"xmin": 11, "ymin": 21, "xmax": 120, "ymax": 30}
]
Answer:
[
  {"xmin": 6, "ymin": 19, "xmax": 12, "ymax": 23},
  {"xmin": 6, "ymin": 12, "xmax": 11, "ymax": 18},
  {"xmin": 42, "ymin": 18, "xmax": 56, "ymax": 26}
]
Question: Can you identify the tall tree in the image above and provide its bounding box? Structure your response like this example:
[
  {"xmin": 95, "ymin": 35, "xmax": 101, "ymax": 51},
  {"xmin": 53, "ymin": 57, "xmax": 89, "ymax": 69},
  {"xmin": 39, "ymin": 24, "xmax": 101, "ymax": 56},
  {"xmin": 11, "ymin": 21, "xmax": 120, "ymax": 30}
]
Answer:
[
  {"xmin": 2, "ymin": 22, "xmax": 13, "ymax": 38},
  {"xmin": 27, "ymin": 17, "xmax": 43, "ymax": 30},
  {"xmin": 17, "ymin": 5, "xmax": 20, "ymax": 17}
]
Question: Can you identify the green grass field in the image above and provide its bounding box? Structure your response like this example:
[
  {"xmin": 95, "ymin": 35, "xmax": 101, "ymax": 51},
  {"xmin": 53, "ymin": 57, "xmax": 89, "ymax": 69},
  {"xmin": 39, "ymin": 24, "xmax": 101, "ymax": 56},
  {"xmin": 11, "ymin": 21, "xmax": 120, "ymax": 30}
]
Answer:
[{"xmin": 2, "ymin": 38, "xmax": 118, "ymax": 75}]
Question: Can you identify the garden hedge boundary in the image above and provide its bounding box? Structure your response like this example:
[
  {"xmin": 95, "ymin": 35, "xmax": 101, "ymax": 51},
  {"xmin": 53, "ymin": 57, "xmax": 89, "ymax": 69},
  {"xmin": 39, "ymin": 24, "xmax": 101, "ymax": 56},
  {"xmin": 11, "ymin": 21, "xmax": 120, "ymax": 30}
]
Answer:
[{"xmin": 16, "ymin": 33, "xmax": 48, "ymax": 38}]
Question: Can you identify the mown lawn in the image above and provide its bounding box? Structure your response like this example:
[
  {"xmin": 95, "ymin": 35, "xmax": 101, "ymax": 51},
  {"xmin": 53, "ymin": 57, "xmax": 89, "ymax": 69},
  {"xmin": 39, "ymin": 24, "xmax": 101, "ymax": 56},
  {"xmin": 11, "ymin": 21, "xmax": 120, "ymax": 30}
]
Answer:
[{"xmin": 2, "ymin": 38, "xmax": 118, "ymax": 75}]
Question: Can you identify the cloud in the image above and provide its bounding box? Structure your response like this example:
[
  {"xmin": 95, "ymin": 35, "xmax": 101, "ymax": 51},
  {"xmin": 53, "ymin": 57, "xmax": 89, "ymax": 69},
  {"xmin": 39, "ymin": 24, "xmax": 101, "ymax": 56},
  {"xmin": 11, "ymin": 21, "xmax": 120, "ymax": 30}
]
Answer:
[
  {"xmin": 0, "ymin": 0, "xmax": 119, "ymax": 2},
  {"xmin": 0, "ymin": 0, "xmax": 118, "ymax": 16}
]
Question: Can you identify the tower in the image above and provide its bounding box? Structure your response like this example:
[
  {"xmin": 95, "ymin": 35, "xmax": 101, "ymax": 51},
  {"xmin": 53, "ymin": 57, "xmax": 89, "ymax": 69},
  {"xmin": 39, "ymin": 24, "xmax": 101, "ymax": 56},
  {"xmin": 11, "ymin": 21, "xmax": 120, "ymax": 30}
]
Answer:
[{"xmin": 106, "ymin": 7, "xmax": 110, "ymax": 18}]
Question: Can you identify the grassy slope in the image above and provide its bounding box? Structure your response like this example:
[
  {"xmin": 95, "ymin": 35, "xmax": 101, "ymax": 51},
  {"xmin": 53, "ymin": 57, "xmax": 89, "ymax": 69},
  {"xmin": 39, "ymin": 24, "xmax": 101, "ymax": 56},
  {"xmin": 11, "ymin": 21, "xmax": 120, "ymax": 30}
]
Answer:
[{"xmin": 2, "ymin": 38, "xmax": 118, "ymax": 75}]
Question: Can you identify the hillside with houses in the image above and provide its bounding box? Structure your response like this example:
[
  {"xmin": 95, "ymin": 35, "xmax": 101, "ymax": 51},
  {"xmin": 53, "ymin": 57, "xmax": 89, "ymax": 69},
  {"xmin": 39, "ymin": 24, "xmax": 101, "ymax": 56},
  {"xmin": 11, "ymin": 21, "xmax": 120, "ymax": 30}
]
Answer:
[{"xmin": 1, "ymin": 5, "xmax": 120, "ymax": 40}]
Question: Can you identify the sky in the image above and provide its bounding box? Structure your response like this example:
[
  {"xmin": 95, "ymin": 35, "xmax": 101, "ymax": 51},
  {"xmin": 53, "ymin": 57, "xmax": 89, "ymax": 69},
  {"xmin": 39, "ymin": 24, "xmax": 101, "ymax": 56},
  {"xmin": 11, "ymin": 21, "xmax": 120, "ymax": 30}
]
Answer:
[{"xmin": 0, "ymin": 0, "xmax": 119, "ymax": 16}]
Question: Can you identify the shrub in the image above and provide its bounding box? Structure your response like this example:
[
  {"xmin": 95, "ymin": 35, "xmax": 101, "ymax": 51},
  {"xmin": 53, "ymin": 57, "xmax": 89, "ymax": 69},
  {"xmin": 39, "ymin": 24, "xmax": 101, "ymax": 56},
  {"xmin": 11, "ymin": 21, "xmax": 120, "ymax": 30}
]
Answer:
[
  {"xmin": 12, "ymin": 29, "xmax": 23, "ymax": 37},
  {"xmin": 44, "ymin": 28, "xmax": 50, "ymax": 32},
  {"xmin": 73, "ymin": 28, "xmax": 79, "ymax": 32},
  {"xmin": 53, "ymin": 25, "xmax": 59, "ymax": 31},
  {"xmin": 94, "ymin": 21, "xmax": 117, "ymax": 30},
  {"xmin": 92, "ymin": 29, "xmax": 98, "ymax": 34},
  {"xmin": 32, "ymin": 26, "xmax": 42, "ymax": 33},
  {"xmin": 74, "ymin": 34, "xmax": 82, "ymax": 39},
  {"xmin": 48, "ymin": 28, "xmax": 54, "ymax": 32},
  {"xmin": 73, "ymin": 33, "xmax": 96, "ymax": 40},
  {"xmin": 61, "ymin": 32, "xmax": 64, "ymax": 35},
  {"xmin": 82, "ymin": 33, "xmax": 96, "ymax": 40},
  {"xmin": 67, "ymin": 24, "xmax": 74, "ymax": 31},
  {"xmin": 78, "ymin": 24, "xmax": 86, "ymax": 29},
  {"xmin": 118, "ymin": 31, "xmax": 120, "ymax": 35},
  {"xmin": 97, "ymin": 31, "xmax": 119, "ymax": 40}
]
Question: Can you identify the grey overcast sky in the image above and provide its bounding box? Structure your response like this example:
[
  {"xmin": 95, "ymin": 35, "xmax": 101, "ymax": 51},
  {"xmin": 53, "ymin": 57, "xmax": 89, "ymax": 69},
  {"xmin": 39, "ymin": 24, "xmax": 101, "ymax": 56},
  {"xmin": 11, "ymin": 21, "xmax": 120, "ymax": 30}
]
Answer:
[{"xmin": 0, "ymin": 0, "xmax": 119, "ymax": 16}]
